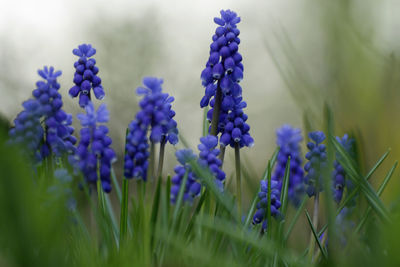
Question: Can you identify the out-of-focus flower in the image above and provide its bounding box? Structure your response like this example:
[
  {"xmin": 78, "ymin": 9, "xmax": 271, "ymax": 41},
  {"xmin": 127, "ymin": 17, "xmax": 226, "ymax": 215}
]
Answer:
[
  {"xmin": 304, "ymin": 131, "xmax": 327, "ymax": 197},
  {"xmin": 76, "ymin": 102, "xmax": 116, "ymax": 193}
]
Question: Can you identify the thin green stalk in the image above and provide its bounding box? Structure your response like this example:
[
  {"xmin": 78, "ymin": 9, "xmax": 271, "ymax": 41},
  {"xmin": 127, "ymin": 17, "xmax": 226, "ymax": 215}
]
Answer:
[
  {"xmin": 308, "ymin": 193, "xmax": 319, "ymax": 260},
  {"xmin": 119, "ymin": 178, "xmax": 129, "ymax": 245},
  {"xmin": 235, "ymin": 143, "xmax": 242, "ymax": 218},
  {"xmin": 156, "ymin": 138, "xmax": 166, "ymax": 181},
  {"xmin": 266, "ymin": 161, "xmax": 272, "ymax": 238},
  {"xmin": 202, "ymin": 105, "xmax": 210, "ymax": 137},
  {"xmin": 210, "ymin": 86, "xmax": 222, "ymax": 136},
  {"xmin": 148, "ymin": 142, "xmax": 156, "ymax": 182},
  {"xmin": 219, "ymin": 145, "xmax": 226, "ymax": 167}
]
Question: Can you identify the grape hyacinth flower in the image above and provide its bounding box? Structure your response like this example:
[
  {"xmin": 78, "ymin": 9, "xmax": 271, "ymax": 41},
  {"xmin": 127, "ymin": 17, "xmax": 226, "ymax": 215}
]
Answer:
[
  {"xmin": 9, "ymin": 99, "xmax": 44, "ymax": 160},
  {"xmin": 200, "ymin": 10, "xmax": 248, "ymax": 138},
  {"xmin": 9, "ymin": 66, "xmax": 76, "ymax": 161},
  {"xmin": 198, "ymin": 135, "xmax": 226, "ymax": 189},
  {"xmin": 76, "ymin": 102, "xmax": 116, "ymax": 192},
  {"xmin": 252, "ymin": 179, "xmax": 282, "ymax": 230},
  {"xmin": 272, "ymin": 125, "xmax": 304, "ymax": 206},
  {"xmin": 69, "ymin": 44, "xmax": 104, "ymax": 108},
  {"xmin": 332, "ymin": 134, "xmax": 355, "ymax": 203},
  {"xmin": 33, "ymin": 67, "xmax": 77, "ymax": 158},
  {"xmin": 304, "ymin": 131, "xmax": 327, "ymax": 197},
  {"xmin": 170, "ymin": 149, "xmax": 200, "ymax": 203},
  {"xmin": 124, "ymin": 77, "xmax": 178, "ymax": 180}
]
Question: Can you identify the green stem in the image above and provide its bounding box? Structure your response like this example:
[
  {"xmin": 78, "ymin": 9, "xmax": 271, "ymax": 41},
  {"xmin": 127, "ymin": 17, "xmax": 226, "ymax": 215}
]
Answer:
[
  {"xmin": 148, "ymin": 142, "xmax": 155, "ymax": 182},
  {"xmin": 210, "ymin": 86, "xmax": 222, "ymax": 136},
  {"xmin": 234, "ymin": 143, "xmax": 242, "ymax": 217},
  {"xmin": 119, "ymin": 178, "xmax": 129, "ymax": 245},
  {"xmin": 308, "ymin": 193, "xmax": 319, "ymax": 261},
  {"xmin": 156, "ymin": 138, "xmax": 166, "ymax": 181},
  {"xmin": 219, "ymin": 145, "xmax": 226, "ymax": 167}
]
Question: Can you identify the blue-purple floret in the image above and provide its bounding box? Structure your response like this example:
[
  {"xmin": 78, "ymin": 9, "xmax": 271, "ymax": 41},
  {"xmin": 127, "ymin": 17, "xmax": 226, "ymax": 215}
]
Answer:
[
  {"xmin": 332, "ymin": 134, "xmax": 354, "ymax": 203},
  {"xmin": 124, "ymin": 77, "xmax": 178, "ymax": 180},
  {"xmin": 9, "ymin": 66, "xmax": 76, "ymax": 161},
  {"xmin": 304, "ymin": 131, "xmax": 327, "ymax": 197},
  {"xmin": 69, "ymin": 44, "xmax": 104, "ymax": 108},
  {"xmin": 252, "ymin": 179, "xmax": 282, "ymax": 230},
  {"xmin": 272, "ymin": 125, "xmax": 304, "ymax": 206},
  {"xmin": 76, "ymin": 102, "xmax": 116, "ymax": 193},
  {"xmin": 170, "ymin": 149, "xmax": 200, "ymax": 203},
  {"xmin": 200, "ymin": 10, "xmax": 253, "ymax": 147},
  {"xmin": 198, "ymin": 135, "xmax": 226, "ymax": 189}
]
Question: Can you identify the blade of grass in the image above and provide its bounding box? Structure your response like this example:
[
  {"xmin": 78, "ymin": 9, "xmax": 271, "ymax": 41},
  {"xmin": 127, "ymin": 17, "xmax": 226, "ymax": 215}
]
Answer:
[
  {"xmin": 119, "ymin": 178, "xmax": 129, "ymax": 245},
  {"xmin": 331, "ymin": 135, "xmax": 390, "ymax": 222},
  {"xmin": 284, "ymin": 196, "xmax": 307, "ymax": 242},
  {"xmin": 355, "ymin": 161, "xmax": 398, "ymax": 233},
  {"xmin": 305, "ymin": 209, "xmax": 327, "ymax": 260}
]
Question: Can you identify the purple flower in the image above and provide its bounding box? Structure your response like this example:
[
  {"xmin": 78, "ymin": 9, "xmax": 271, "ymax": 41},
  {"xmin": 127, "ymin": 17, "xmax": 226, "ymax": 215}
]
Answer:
[
  {"xmin": 76, "ymin": 102, "xmax": 116, "ymax": 193},
  {"xmin": 252, "ymin": 179, "xmax": 282, "ymax": 230},
  {"xmin": 170, "ymin": 149, "xmax": 200, "ymax": 203},
  {"xmin": 200, "ymin": 10, "xmax": 253, "ymax": 147},
  {"xmin": 198, "ymin": 135, "xmax": 226, "ymax": 189},
  {"xmin": 9, "ymin": 66, "xmax": 76, "ymax": 161},
  {"xmin": 332, "ymin": 134, "xmax": 354, "ymax": 203},
  {"xmin": 272, "ymin": 125, "xmax": 304, "ymax": 206},
  {"xmin": 124, "ymin": 77, "xmax": 179, "ymax": 180},
  {"xmin": 69, "ymin": 44, "xmax": 105, "ymax": 108},
  {"xmin": 304, "ymin": 131, "xmax": 327, "ymax": 197},
  {"xmin": 9, "ymin": 99, "xmax": 44, "ymax": 160}
]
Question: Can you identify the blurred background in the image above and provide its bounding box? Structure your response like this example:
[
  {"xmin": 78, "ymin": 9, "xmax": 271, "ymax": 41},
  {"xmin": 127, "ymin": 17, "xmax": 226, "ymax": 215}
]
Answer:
[{"xmin": 1, "ymin": 0, "xmax": 400, "ymax": 203}]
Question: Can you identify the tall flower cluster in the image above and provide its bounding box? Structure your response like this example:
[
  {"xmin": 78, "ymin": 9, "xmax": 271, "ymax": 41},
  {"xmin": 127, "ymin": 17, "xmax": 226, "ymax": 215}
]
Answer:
[
  {"xmin": 9, "ymin": 99, "xmax": 44, "ymax": 160},
  {"xmin": 198, "ymin": 135, "xmax": 226, "ymax": 189},
  {"xmin": 76, "ymin": 102, "xmax": 116, "ymax": 192},
  {"xmin": 272, "ymin": 125, "xmax": 304, "ymax": 206},
  {"xmin": 200, "ymin": 10, "xmax": 253, "ymax": 147},
  {"xmin": 124, "ymin": 77, "xmax": 179, "ymax": 180},
  {"xmin": 9, "ymin": 67, "xmax": 76, "ymax": 161},
  {"xmin": 33, "ymin": 67, "xmax": 76, "ymax": 158},
  {"xmin": 69, "ymin": 44, "xmax": 104, "ymax": 108},
  {"xmin": 252, "ymin": 179, "xmax": 282, "ymax": 230},
  {"xmin": 332, "ymin": 134, "xmax": 354, "ymax": 203},
  {"xmin": 304, "ymin": 131, "xmax": 327, "ymax": 197},
  {"xmin": 170, "ymin": 149, "xmax": 200, "ymax": 203}
]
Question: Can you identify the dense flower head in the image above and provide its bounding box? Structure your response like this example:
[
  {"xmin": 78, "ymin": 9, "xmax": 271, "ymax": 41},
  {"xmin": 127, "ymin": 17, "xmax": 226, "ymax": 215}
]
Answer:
[
  {"xmin": 75, "ymin": 102, "xmax": 116, "ymax": 193},
  {"xmin": 9, "ymin": 66, "xmax": 76, "ymax": 161},
  {"xmin": 332, "ymin": 134, "xmax": 355, "ymax": 203},
  {"xmin": 9, "ymin": 99, "xmax": 44, "ymax": 160},
  {"xmin": 69, "ymin": 44, "xmax": 105, "ymax": 108},
  {"xmin": 200, "ymin": 10, "xmax": 253, "ymax": 147},
  {"xmin": 170, "ymin": 149, "xmax": 201, "ymax": 203},
  {"xmin": 304, "ymin": 131, "xmax": 327, "ymax": 197},
  {"xmin": 124, "ymin": 77, "xmax": 179, "ymax": 180},
  {"xmin": 252, "ymin": 179, "xmax": 282, "ymax": 230},
  {"xmin": 200, "ymin": 9, "xmax": 242, "ymax": 106},
  {"xmin": 33, "ymin": 67, "xmax": 77, "ymax": 158},
  {"xmin": 272, "ymin": 125, "xmax": 304, "ymax": 206},
  {"xmin": 198, "ymin": 135, "xmax": 226, "ymax": 188}
]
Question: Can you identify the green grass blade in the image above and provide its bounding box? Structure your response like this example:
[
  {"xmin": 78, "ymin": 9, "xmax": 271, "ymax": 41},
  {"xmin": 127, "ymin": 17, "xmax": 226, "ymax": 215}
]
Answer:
[
  {"xmin": 266, "ymin": 161, "xmax": 272, "ymax": 238},
  {"xmin": 150, "ymin": 175, "xmax": 162, "ymax": 249},
  {"xmin": 284, "ymin": 196, "xmax": 307, "ymax": 242},
  {"xmin": 331, "ymin": 135, "xmax": 390, "ymax": 222},
  {"xmin": 355, "ymin": 161, "xmax": 398, "ymax": 234},
  {"xmin": 111, "ymin": 167, "xmax": 122, "ymax": 204},
  {"xmin": 305, "ymin": 209, "xmax": 327, "ymax": 259}
]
